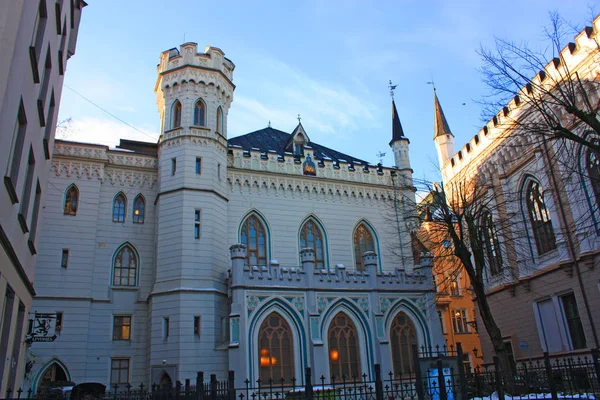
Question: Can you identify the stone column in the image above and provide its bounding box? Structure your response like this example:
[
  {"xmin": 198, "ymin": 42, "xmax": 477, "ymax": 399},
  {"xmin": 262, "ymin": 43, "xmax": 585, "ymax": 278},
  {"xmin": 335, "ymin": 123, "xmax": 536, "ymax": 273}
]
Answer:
[
  {"xmin": 300, "ymin": 248, "xmax": 316, "ymax": 287},
  {"xmin": 229, "ymin": 244, "xmax": 247, "ymax": 285},
  {"xmin": 363, "ymin": 251, "xmax": 378, "ymax": 287}
]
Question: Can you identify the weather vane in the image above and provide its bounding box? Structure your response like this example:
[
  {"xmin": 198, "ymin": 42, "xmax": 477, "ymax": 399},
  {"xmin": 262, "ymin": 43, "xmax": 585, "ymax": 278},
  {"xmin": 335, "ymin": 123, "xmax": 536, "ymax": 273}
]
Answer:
[
  {"xmin": 388, "ymin": 80, "xmax": 398, "ymax": 99},
  {"xmin": 426, "ymin": 76, "xmax": 436, "ymax": 91},
  {"xmin": 376, "ymin": 151, "xmax": 386, "ymax": 164}
]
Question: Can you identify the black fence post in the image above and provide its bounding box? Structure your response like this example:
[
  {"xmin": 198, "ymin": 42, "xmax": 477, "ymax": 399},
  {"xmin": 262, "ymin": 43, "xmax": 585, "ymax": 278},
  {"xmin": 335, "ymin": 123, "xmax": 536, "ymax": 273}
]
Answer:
[
  {"xmin": 374, "ymin": 364, "xmax": 384, "ymax": 400},
  {"xmin": 305, "ymin": 367, "xmax": 314, "ymax": 400},
  {"xmin": 455, "ymin": 343, "xmax": 469, "ymax": 400},
  {"xmin": 492, "ymin": 357, "xmax": 505, "ymax": 400},
  {"xmin": 437, "ymin": 357, "xmax": 448, "ymax": 400},
  {"xmin": 228, "ymin": 370, "xmax": 235, "ymax": 400},
  {"xmin": 543, "ymin": 352, "xmax": 558, "ymax": 400},
  {"xmin": 413, "ymin": 345, "xmax": 425, "ymax": 400},
  {"xmin": 197, "ymin": 372, "xmax": 204, "ymax": 400},
  {"xmin": 176, "ymin": 380, "xmax": 182, "ymax": 400},
  {"xmin": 185, "ymin": 379, "xmax": 191, "ymax": 400},
  {"xmin": 592, "ymin": 348, "xmax": 600, "ymax": 386},
  {"xmin": 210, "ymin": 374, "xmax": 217, "ymax": 400}
]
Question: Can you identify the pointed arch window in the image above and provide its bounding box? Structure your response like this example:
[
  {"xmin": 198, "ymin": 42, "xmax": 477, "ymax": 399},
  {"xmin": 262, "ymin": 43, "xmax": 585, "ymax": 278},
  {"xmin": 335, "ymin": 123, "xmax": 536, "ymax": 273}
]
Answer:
[
  {"xmin": 300, "ymin": 219, "xmax": 325, "ymax": 268},
  {"xmin": 240, "ymin": 214, "xmax": 267, "ymax": 266},
  {"xmin": 133, "ymin": 195, "xmax": 145, "ymax": 224},
  {"xmin": 172, "ymin": 100, "xmax": 182, "ymax": 129},
  {"xmin": 113, "ymin": 193, "xmax": 126, "ymax": 223},
  {"xmin": 216, "ymin": 106, "xmax": 224, "ymax": 134},
  {"xmin": 193, "ymin": 99, "xmax": 206, "ymax": 126},
  {"xmin": 525, "ymin": 180, "xmax": 556, "ymax": 256},
  {"xmin": 63, "ymin": 185, "xmax": 79, "ymax": 215},
  {"xmin": 328, "ymin": 313, "xmax": 361, "ymax": 379},
  {"xmin": 390, "ymin": 312, "xmax": 417, "ymax": 377},
  {"xmin": 481, "ymin": 211, "xmax": 502, "ymax": 276},
  {"xmin": 353, "ymin": 223, "xmax": 375, "ymax": 271},
  {"xmin": 586, "ymin": 145, "xmax": 600, "ymax": 207},
  {"xmin": 113, "ymin": 244, "xmax": 138, "ymax": 286},
  {"xmin": 258, "ymin": 312, "xmax": 294, "ymax": 382}
]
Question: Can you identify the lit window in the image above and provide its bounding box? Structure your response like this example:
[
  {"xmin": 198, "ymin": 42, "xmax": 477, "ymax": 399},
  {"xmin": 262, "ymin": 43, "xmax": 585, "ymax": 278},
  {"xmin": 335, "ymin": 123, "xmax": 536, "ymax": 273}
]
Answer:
[
  {"xmin": 450, "ymin": 276, "xmax": 460, "ymax": 296},
  {"xmin": 112, "ymin": 244, "xmax": 137, "ymax": 287},
  {"xmin": 258, "ymin": 312, "xmax": 294, "ymax": 382},
  {"xmin": 390, "ymin": 312, "xmax": 417, "ymax": 377},
  {"xmin": 353, "ymin": 223, "xmax": 375, "ymax": 271},
  {"xmin": 64, "ymin": 185, "xmax": 79, "ymax": 215},
  {"xmin": 113, "ymin": 316, "xmax": 131, "ymax": 340},
  {"xmin": 525, "ymin": 180, "xmax": 556, "ymax": 255},
  {"xmin": 452, "ymin": 309, "xmax": 468, "ymax": 333},
  {"xmin": 328, "ymin": 313, "xmax": 361, "ymax": 379},
  {"xmin": 113, "ymin": 193, "xmax": 126, "ymax": 223},
  {"xmin": 133, "ymin": 195, "xmax": 145, "ymax": 224},
  {"xmin": 55, "ymin": 312, "xmax": 63, "ymax": 333},
  {"xmin": 110, "ymin": 358, "xmax": 130, "ymax": 385}
]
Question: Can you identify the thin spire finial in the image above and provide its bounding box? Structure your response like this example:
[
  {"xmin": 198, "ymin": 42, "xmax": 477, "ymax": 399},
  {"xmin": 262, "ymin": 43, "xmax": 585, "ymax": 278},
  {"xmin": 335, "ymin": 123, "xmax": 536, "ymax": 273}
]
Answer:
[
  {"xmin": 268, "ymin": 120, "xmax": 271, "ymax": 128},
  {"xmin": 297, "ymin": 114, "xmax": 301, "ymax": 123},
  {"xmin": 426, "ymin": 76, "xmax": 436, "ymax": 91},
  {"xmin": 388, "ymin": 80, "xmax": 398, "ymax": 99},
  {"xmin": 376, "ymin": 151, "xmax": 386, "ymax": 164}
]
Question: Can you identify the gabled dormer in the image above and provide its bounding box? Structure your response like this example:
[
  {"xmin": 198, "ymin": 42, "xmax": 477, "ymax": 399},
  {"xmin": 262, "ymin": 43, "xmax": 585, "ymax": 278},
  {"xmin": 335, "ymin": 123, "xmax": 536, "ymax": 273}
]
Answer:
[{"xmin": 285, "ymin": 123, "xmax": 310, "ymax": 156}]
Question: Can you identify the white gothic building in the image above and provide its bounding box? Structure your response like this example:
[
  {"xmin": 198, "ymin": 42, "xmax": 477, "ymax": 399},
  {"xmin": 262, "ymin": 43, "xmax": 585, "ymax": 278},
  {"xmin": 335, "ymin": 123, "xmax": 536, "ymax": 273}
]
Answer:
[{"xmin": 26, "ymin": 43, "xmax": 442, "ymax": 391}]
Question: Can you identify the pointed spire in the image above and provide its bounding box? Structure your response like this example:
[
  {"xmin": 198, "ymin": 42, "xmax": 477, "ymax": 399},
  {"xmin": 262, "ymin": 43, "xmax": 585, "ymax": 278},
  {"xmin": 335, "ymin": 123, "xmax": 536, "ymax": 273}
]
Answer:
[
  {"xmin": 434, "ymin": 91, "xmax": 454, "ymax": 139},
  {"xmin": 389, "ymin": 99, "xmax": 407, "ymax": 145}
]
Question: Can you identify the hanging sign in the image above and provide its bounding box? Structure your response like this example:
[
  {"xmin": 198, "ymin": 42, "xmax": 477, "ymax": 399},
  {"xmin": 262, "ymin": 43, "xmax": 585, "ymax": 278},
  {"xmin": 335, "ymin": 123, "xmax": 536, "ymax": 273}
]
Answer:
[{"xmin": 26, "ymin": 313, "xmax": 57, "ymax": 343}]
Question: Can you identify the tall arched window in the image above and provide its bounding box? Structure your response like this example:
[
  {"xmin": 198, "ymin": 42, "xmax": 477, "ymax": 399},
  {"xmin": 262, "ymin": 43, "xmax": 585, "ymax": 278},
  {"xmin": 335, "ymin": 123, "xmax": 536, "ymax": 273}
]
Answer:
[
  {"xmin": 353, "ymin": 223, "xmax": 375, "ymax": 271},
  {"xmin": 113, "ymin": 193, "xmax": 126, "ymax": 223},
  {"xmin": 133, "ymin": 195, "xmax": 145, "ymax": 224},
  {"xmin": 216, "ymin": 106, "xmax": 224, "ymax": 134},
  {"xmin": 300, "ymin": 219, "xmax": 325, "ymax": 269},
  {"xmin": 586, "ymin": 146, "xmax": 600, "ymax": 206},
  {"xmin": 193, "ymin": 99, "xmax": 206, "ymax": 126},
  {"xmin": 172, "ymin": 100, "xmax": 182, "ymax": 129},
  {"xmin": 113, "ymin": 244, "xmax": 138, "ymax": 286},
  {"xmin": 258, "ymin": 312, "xmax": 294, "ymax": 382},
  {"xmin": 240, "ymin": 214, "xmax": 267, "ymax": 266},
  {"xmin": 328, "ymin": 313, "xmax": 361, "ymax": 379},
  {"xmin": 525, "ymin": 180, "xmax": 556, "ymax": 256},
  {"xmin": 64, "ymin": 185, "xmax": 79, "ymax": 215},
  {"xmin": 481, "ymin": 211, "xmax": 502, "ymax": 276},
  {"xmin": 390, "ymin": 312, "xmax": 417, "ymax": 377}
]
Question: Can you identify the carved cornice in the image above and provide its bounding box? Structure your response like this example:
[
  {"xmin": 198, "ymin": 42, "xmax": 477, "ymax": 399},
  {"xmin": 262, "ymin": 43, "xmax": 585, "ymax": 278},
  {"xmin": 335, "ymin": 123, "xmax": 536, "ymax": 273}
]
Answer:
[{"xmin": 51, "ymin": 160, "xmax": 157, "ymax": 188}]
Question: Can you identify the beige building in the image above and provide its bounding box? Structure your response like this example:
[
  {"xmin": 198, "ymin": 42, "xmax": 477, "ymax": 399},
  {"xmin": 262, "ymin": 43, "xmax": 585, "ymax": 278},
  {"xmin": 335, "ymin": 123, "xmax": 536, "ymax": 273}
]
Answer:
[
  {"xmin": 0, "ymin": 0, "xmax": 85, "ymax": 393},
  {"xmin": 435, "ymin": 16, "xmax": 600, "ymax": 366}
]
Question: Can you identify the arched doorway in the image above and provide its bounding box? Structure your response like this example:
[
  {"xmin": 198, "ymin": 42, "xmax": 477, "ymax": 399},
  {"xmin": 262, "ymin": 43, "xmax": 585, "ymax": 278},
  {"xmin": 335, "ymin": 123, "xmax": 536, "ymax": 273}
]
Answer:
[
  {"xmin": 159, "ymin": 372, "xmax": 172, "ymax": 389},
  {"xmin": 390, "ymin": 312, "xmax": 418, "ymax": 376},
  {"xmin": 36, "ymin": 361, "xmax": 70, "ymax": 397}
]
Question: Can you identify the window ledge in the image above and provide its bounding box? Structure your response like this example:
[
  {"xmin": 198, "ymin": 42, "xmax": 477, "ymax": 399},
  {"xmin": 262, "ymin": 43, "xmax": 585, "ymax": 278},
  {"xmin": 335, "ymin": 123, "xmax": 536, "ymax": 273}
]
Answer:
[
  {"xmin": 4, "ymin": 176, "xmax": 19, "ymax": 204},
  {"xmin": 110, "ymin": 286, "xmax": 138, "ymax": 291}
]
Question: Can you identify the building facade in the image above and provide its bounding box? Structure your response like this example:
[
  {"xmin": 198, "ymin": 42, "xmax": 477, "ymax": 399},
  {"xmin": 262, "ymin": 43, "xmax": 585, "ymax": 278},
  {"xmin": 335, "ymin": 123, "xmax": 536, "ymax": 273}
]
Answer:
[
  {"xmin": 435, "ymin": 16, "xmax": 600, "ymax": 366},
  {"xmin": 0, "ymin": 0, "xmax": 85, "ymax": 393},
  {"xmin": 26, "ymin": 43, "xmax": 443, "ymax": 391}
]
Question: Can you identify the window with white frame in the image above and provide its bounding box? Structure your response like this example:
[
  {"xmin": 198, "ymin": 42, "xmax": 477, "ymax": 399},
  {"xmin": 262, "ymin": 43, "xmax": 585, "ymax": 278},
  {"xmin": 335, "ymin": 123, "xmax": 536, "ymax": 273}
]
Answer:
[
  {"xmin": 534, "ymin": 293, "xmax": 586, "ymax": 353},
  {"xmin": 452, "ymin": 309, "xmax": 468, "ymax": 333}
]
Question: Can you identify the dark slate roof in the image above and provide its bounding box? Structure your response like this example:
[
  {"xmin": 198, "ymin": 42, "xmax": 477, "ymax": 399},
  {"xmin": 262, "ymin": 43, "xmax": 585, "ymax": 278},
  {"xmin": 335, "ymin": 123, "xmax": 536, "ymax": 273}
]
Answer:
[
  {"xmin": 228, "ymin": 126, "xmax": 371, "ymax": 165},
  {"xmin": 434, "ymin": 91, "xmax": 454, "ymax": 139},
  {"xmin": 389, "ymin": 99, "xmax": 407, "ymax": 145}
]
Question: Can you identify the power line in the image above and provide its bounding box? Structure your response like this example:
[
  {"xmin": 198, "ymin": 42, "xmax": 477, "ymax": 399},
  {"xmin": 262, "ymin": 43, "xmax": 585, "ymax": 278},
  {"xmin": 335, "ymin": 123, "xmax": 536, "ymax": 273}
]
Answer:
[{"xmin": 63, "ymin": 84, "xmax": 158, "ymax": 142}]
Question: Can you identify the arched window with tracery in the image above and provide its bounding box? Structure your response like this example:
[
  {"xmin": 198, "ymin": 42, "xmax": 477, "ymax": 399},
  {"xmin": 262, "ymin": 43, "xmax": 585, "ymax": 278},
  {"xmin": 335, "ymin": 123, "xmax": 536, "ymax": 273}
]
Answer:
[
  {"xmin": 390, "ymin": 312, "xmax": 417, "ymax": 377},
  {"xmin": 525, "ymin": 180, "xmax": 556, "ymax": 256},
  {"xmin": 113, "ymin": 193, "xmax": 126, "ymax": 223},
  {"xmin": 172, "ymin": 100, "xmax": 182, "ymax": 129},
  {"xmin": 328, "ymin": 313, "xmax": 361, "ymax": 379},
  {"xmin": 113, "ymin": 244, "xmax": 138, "ymax": 286},
  {"xmin": 300, "ymin": 219, "xmax": 325, "ymax": 269},
  {"xmin": 240, "ymin": 214, "xmax": 267, "ymax": 266},
  {"xmin": 194, "ymin": 99, "xmax": 206, "ymax": 126},
  {"xmin": 353, "ymin": 223, "xmax": 375, "ymax": 271},
  {"xmin": 481, "ymin": 211, "xmax": 502, "ymax": 276},
  {"xmin": 133, "ymin": 195, "xmax": 145, "ymax": 224},
  {"xmin": 216, "ymin": 106, "xmax": 224, "ymax": 134},
  {"xmin": 64, "ymin": 185, "xmax": 79, "ymax": 215},
  {"xmin": 586, "ymin": 145, "xmax": 600, "ymax": 207},
  {"xmin": 258, "ymin": 312, "xmax": 294, "ymax": 382}
]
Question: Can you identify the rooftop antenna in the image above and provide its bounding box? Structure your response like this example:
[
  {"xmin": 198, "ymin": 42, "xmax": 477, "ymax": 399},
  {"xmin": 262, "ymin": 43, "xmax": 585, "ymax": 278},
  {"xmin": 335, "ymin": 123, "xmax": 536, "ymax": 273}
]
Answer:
[
  {"xmin": 388, "ymin": 80, "xmax": 398, "ymax": 99},
  {"xmin": 376, "ymin": 151, "xmax": 386, "ymax": 164}
]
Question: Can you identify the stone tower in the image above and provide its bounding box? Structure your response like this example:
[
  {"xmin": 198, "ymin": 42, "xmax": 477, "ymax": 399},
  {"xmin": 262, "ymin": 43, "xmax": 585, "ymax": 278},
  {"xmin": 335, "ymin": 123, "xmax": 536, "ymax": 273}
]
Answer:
[
  {"xmin": 151, "ymin": 43, "xmax": 235, "ymax": 382},
  {"xmin": 433, "ymin": 91, "xmax": 455, "ymax": 168},
  {"xmin": 389, "ymin": 99, "xmax": 410, "ymax": 171}
]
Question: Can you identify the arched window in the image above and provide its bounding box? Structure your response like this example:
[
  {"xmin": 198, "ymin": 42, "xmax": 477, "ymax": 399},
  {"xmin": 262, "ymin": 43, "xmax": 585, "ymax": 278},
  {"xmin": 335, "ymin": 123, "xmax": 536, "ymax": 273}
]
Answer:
[
  {"xmin": 172, "ymin": 100, "xmax": 182, "ymax": 129},
  {"xmin": 353, "ymin": 223, "xmax": 375, "ymax": 271},
  {"xmin": 328, "ymin": 313, "xmax": 361, "ymax": 379},
  {"xmin": 64, "ymin": 185, "xmax": 79, "ymax": 215},
  {"xmin": 193, "ymin": 99, "xmax": 206, "ymax": 126},
  {"xmin": 36, "ymin": 361, "xmax": 69, "ymax": 396},
  {"xmin": 133, "ymin": 195, "xmax": 145, "ymax": 224},
  {"xmin": 481, "ymin": 211, "xmax": 502, "ymax": 276},
  {"xmin": 258, "ymin": 312, "xmax": 294, "ymax": 382},
  {"xmin": 113, "ymin": 193, "xmax": 126, "ymax": 223},
  {"xmin": 216, "ymin": 106, "xmax": 224, "ymax": 134},
  {"xmin": 390, "ymin": 312, "xmax": 417, "ymax": 377},
  {"xmin": 586, "ymin": 146, "xmax": 600, "ymax": 206},
  {"xmin": 240, "ymin": 214, "xmax": 267, "ymax": 266},
  {"xmin": 113, "ymin": 244, "xmax": 138, "ymax": 286},
  {"xmin": 300, "ymin": 218, "xmax": 325, "ymax": 269},
  {"xmin": 525, "ymin": 180, "xmax": 556, "ymax": 256}
]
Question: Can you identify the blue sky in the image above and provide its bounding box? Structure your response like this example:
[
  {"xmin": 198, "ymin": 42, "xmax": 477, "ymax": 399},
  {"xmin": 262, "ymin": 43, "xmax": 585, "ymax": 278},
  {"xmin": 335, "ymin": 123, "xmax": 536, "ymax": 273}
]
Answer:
[{"xmin": 58, "ymin": 0, "xmax": 596, "ymax": 183}]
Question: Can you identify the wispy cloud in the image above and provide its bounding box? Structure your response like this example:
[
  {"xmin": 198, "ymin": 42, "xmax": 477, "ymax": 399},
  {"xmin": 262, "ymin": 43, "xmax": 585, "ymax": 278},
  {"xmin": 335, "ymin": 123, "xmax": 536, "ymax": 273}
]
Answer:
[{"xmin": 56, "ymin": 117, "xmax": 159, "ymax": 147}]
